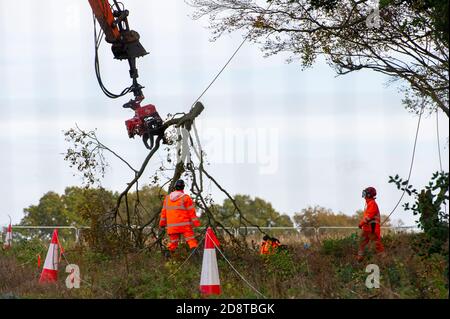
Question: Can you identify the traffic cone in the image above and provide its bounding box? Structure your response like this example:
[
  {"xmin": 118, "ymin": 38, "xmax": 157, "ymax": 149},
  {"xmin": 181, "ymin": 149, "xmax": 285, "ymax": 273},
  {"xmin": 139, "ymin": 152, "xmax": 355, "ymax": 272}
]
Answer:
[
  {"xmin": 199, "ymin": 227, "xmax": 221, "ymax": 295},
  {"xmin": 3, "ymin": 224, "xmax": 12, "ymax": 249},
  {"xmin": 39, "ymin": 229, "xmax": 60, "ymax": 283}
]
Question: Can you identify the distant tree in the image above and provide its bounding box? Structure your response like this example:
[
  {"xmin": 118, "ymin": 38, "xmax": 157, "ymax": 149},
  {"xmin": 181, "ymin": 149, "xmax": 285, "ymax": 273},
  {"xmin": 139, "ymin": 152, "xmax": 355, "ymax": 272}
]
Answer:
[
  {"xmin": 20, "ymin": 186, "xmax": 168, "ymax": 227},
  {"xmin": 189, "ymin": 0, "xmax": 449, "ymax": 115},
  {"xmin": 62, "ymin": 186, "xmax": 108, "ymax": 225},
  {"xmin": 20, "ymin": 185, "xmax": 168, "ymax": 249},
  {"xmin": 208, "ymin": 194, "xmax": 294, "ymax": 227},
  {"xmin": 353, "ymin": 209, "xmax": 393, "ymax": 226},
  {"xmin": 21, "ymin": 191, "xmax": 69, "ymax": 227},
  {"xmin": 293, "ymin": 206, "xmax": 393, "ymax": 228},
  {"xmin": 20, "ymin": 187, "xmax": 116, "ymax": 238},
  {"xmin": 71, "ymin": 187, "xmax": 119, "ymax": 251},
  {"xmin": 117, "ymin": 185, "xmax": 167, "ymax": 226},
  {"xmin": 293, "ymin": 206, "xmax": 359, "ymax": 228}
]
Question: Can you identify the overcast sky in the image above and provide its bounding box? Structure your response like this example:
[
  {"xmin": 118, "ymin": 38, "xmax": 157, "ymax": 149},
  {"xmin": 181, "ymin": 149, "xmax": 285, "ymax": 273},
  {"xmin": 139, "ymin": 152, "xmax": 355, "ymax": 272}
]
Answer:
[{"xmin": 1, "ymin": 0, "xmax": 448, "ymax": 228}]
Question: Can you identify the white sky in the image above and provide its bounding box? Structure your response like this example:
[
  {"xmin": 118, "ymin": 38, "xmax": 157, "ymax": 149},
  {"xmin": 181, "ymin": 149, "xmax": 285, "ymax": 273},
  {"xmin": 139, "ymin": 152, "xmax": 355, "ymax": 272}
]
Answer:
[{"xmin": 0, "ymin": 0, "xmax": 448, "ymax": 227}]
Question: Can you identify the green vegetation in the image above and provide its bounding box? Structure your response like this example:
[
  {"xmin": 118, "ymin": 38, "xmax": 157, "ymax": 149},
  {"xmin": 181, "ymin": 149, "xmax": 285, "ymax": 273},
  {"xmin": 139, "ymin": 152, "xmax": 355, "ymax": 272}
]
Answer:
[
  {"xmin": 293, "ymin": 206, "xmax": 393, "ymax": 228},
  {"xmin": 189, "ymin": 0, "xmax": 450, "ymax": 116},
  {"xmin": 1, "ymin": 233, "xmax": 447, "ymax": 299},
  {"xmin": 389, "ymin": 171, "xmax": 449, "ymax": 288},
  {"xmin": 2, "ymin": 172, "xmax": 446, "ymax": 299},
  {"xmin": 210, "ymin": 194, "xmax": 293, "ymax": 228}
]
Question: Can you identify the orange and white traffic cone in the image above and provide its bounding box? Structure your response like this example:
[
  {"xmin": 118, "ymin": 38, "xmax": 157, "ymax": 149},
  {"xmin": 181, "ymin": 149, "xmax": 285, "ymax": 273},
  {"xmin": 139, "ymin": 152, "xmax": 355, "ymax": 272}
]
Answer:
[
  {"xmin": 199, "ymin": 227, "xmax": 221, "ymax": 295},
  {"xmin": 3, "ymin": 224, "xmax": 12, "ymax": 249},
  {"xmin": 39, "ymin": 229, "xmax": 60, "ymax": 283}
]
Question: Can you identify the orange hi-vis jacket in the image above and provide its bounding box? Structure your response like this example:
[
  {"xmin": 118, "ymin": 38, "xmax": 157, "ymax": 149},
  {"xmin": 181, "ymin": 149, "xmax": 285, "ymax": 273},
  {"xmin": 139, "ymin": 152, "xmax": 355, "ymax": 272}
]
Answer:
[
  {"xmin": 260, "ymin": 239, "xmax": 280, "ymax": 255},
  {"xmin": 159, "ymin": 190, "xmax": 200, "ymax": 234},
  {"xmin": 359, "ymin": 198, "xmax": 381, "ymax": 235}
]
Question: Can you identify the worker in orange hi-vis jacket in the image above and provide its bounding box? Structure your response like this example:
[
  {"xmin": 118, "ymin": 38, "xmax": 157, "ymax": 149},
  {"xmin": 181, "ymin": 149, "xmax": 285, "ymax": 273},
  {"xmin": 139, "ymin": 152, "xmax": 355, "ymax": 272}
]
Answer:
[
  {"xmin": 260, "ymin": 235, "xmax": 281, "ymax": 255},
  {"xmin": 159, "ymin": 179, "xmax": 201, "ymax": 254},
  {"xmin": 357, "ymin": 187, "xmax": 385, "ymax": 261}
]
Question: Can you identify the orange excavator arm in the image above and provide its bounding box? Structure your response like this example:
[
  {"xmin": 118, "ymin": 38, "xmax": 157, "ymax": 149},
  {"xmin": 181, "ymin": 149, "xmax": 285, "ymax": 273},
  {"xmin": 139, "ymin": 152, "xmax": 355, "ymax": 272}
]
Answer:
[
  {"xmin": 88, "ymin": 0, "xmax": 120, "ymax": 43},
  {"xmin": 88, "ymin": 0, "xmax": 164, "ymax": 150},
  {"xmin": 88, "ymin": 0, "xmax": 148, "ymax": 100},
  {"xmin": 88, "ymin": 0, "xmax": 147, "ymax": 61}
]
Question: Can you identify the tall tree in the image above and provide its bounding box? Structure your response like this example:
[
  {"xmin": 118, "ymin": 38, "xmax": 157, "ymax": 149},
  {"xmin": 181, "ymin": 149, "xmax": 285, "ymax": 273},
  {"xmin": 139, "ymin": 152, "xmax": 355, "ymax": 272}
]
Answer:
[{"xmin": 189, "ymin": 0, "xmax": 449, "ymax": 115}]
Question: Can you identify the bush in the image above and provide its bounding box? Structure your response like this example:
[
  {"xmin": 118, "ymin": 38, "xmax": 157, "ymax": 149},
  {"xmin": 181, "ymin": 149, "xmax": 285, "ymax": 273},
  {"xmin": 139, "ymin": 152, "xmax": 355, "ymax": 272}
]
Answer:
[
  {"xmin": 321, "ymin": 233, "xmax": 358, "ymax": 258},
  {"xmin": 1, "ymin": 232, "xmax": 448, "ymax": 299}
]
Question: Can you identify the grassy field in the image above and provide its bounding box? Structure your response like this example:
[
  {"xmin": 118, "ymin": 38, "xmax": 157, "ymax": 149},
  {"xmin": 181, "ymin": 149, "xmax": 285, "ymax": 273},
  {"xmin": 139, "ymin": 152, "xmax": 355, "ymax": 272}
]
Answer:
[{"xmin": 0, "ymin": 232, "xmax": 448, "ymax": 299}]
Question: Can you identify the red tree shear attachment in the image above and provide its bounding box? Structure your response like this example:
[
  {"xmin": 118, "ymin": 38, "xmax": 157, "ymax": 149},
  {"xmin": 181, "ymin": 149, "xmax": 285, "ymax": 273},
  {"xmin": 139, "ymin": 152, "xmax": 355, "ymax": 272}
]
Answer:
[{"xmin": 124, "ymin": 100, "xmax": 164, "ymax": 150}]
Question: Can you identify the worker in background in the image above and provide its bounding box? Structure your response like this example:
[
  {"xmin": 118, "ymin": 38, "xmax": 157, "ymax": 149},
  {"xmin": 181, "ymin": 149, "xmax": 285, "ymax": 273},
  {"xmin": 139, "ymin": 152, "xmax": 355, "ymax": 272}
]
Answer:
[
  {"xmin": 357, "ymin": 186, "xmax": 385, "ymax": 261},
  {"xmin": 260, "ymin": 235, "xmax": 281, "ymax": 255},
  {"xmin": 159, "ymin": 179, "xmax": 201, "ymax": 255}
]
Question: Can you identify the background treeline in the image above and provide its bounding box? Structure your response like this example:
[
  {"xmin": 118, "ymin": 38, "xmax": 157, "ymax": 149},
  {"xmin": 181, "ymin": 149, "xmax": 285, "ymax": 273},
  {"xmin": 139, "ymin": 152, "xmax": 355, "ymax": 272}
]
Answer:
[{"xmin": 18, "ymin": 186, "xmax": 395, "ymax": 230}]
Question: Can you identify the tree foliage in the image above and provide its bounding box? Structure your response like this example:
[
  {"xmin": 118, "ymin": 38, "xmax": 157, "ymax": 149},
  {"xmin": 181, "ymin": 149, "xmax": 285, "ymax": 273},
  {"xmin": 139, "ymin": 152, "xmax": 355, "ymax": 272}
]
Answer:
[
  {"xmin": 293, "ymin": 205, "xmax": 393, "ymax": 227},
  {"xmin": 20, "ymin": 187, "xmax": 117, "ymax": 227},
  {"xmin": 293, "ymin": 206, "xmax": 359, "ymax": 228},
  {"xmin": 204, "ymin": 194, "xmax": 294, "ymax": 227},
  {"xmin": 117, "ymin": 185, "xmax": 167, "ymax": 226},
  {"xmin": 189, "ymin": 0, "xmax": 449, "ymax": 115},
  {"xmin": 389, "ymin": 171, "xmax": 449, "ymax": 254},
  {"xmin": 19, "ymin": 187, "xmax": 116, "ymax": 241},
  {"xmin": 19, "ymin": 185, "xmax": 170, "ymax": 251}
]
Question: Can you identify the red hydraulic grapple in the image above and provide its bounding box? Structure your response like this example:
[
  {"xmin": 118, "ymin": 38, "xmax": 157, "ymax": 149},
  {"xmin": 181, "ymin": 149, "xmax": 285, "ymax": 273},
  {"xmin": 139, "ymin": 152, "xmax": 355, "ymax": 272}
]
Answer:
[{"xmin": 124, "ymin": 101, "xmax": 164, "ymax": 150}]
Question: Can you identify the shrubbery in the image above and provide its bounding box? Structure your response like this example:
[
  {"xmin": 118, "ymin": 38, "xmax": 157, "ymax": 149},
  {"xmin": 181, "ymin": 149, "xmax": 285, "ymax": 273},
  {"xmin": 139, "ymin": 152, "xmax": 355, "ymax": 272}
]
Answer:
[{"xmin": 1, "ymin": 232, "xmax": 447, "ymax": 299}]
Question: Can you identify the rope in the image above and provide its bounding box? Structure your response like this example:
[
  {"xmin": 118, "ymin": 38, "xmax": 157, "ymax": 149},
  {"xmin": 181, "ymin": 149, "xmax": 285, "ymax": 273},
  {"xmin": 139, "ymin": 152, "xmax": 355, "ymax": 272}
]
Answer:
[
  {"xmin": 206, "ymin": 232, "xmax": 266, "ymax": 299},
  {"xmin": 190, "ymin": 121, "xmax": 203, "ymax": 161},
  {"xmin": 189, "ymin": 1, "xmax": 274, "ymax": 109},
  {"xmin": 46, "ymin": 230, "xmax": 115, "ymax": 296},
  {"xmin": 92, "ymin": 1, "xmax": 274, "ymax": 103},
  {"xmin": 60, "ymin": 251, "xmax": 115, "ymax": 297},
  {"xmin": 436, "ymin": 109, "xmax": 444, "ymax": 172},
  {"xmin": 189, "ymin": 38, "xmax": 248, "ymax": 109},
  {"xmin": 381, "ymin": 102, "xmax": 425, "ymax": 225},
  {"xmin": 15, "ymin": 236, "xmax": 112, "ymax": 295},
  {"xmin": 166, "ymin": 231, "xmax": 266, "ymax": 298},
  {"xmin": 168, "ymin": 236, "xmax": 205, "ymax": 279},
  {"xmin": 176, "ymin": 126, "xmax": 192, "ymax": 164},
  {"xmin": 435, "ymin": 109, "xmax": 447, "ymax": 215}
]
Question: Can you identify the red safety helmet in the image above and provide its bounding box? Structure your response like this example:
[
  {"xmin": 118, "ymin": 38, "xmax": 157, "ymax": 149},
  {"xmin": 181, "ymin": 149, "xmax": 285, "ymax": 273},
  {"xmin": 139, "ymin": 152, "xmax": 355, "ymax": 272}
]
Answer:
[{"xmin": 362, "ymin": 187, "xmax": 377, "ymax": 198}]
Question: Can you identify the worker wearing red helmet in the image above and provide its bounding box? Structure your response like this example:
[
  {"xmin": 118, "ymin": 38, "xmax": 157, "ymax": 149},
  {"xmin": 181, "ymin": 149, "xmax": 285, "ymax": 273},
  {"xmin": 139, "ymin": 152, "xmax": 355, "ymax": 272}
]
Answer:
[
  {"xmin": 159, "ymin": 179, "xmax": 201, "ymax": 253},
  {"xmin": 357, "ymin": 187, "xmax": 385, "ymax": 261}
]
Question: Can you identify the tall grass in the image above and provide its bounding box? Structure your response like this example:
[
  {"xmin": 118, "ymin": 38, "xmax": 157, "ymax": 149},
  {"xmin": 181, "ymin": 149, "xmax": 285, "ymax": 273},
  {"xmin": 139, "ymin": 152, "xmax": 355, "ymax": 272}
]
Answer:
[{"xmin": 0, "ymin": 233, "xmax": 447, "ymax": 299}]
